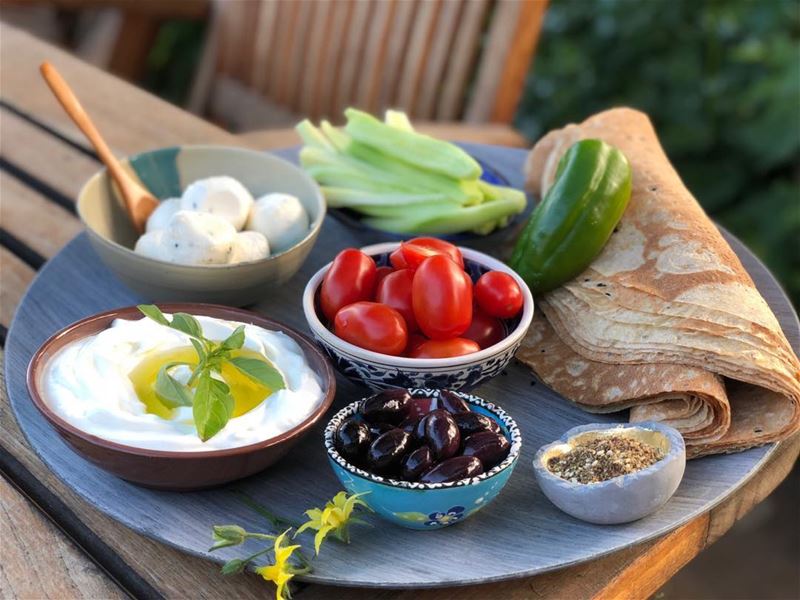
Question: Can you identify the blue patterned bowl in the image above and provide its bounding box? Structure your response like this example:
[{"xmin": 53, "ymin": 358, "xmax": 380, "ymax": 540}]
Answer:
[
  {"xmin": 324, "ymin": 389, "xmax": 522, "ymax": 530},
  {"xmin": 302, "ymin": 242, "xmax": 534, "ymax": 391}
]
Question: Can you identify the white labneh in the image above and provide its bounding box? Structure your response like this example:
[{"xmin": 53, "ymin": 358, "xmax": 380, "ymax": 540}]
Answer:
[{"xmin": 41, "ymin": 316, "xmax": 325, "ymax": 452}]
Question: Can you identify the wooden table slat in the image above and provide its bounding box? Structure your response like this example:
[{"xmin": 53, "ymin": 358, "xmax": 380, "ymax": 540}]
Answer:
[{"xmin": 0, "ymin": 474, "xmax": 126, "ymax": 600}]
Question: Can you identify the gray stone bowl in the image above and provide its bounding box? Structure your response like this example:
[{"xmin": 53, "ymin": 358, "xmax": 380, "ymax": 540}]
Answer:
[
  {"xmin": 533, "ymin": 422, "xmax": 686, "ymax": 525},
  {"xmin": 76, "ymin": 145, "xmax": 325, "ymax": 306}
]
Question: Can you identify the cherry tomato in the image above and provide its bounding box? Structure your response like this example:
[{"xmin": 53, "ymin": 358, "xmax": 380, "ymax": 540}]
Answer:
[
  {"xmin": 412, "ymin": 255, "xmax": 473, "ymax": 340},
  {"xmin": 409, "ymin": 338, "xmax": 480, "ymax": 359},
  {"xmin": 400, "ymin": 237, "xmax": 464, "ymax": 270},
  {"xmin": 374, "ymin": 266, "xmax": 394, "ymax": 292},
  {"xmin": 405, "ymin": 332, "xmax": 427, "ymax": 355},
  {"xmin": 389, "ymin": 247, "xmax": 409, "ymax": 270},
  {"xmin": 334, "ymin": 302, "xmax": 408, "ymax": 355},
  {"xmin": 474, "ymin": 271, "xmax": 524, "ymax": 319},
  {"xmin": 376, "ymin": 269, "xmax": 417, "ymax": 332},
  {"xmin": 320, "ymin": 249, "xmax": 377, "ymax": 321},
  {"xmin": 463, "ymin": 308, "xmax": 505, "ymax": 349}
]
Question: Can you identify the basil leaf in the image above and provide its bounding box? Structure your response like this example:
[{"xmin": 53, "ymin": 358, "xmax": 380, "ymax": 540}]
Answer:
[
  {"xmin": 193, "ymin": 371, "xmax": 234, "ymax": 442},
  {"xmin": 138, "ymin": 304, "xmax": 169, "ymax": 326},
  {"xmin": 229, "ymin": 357, "xmax": 286, "ymax": 390},
  {"xmin": 170, "ymin": 313, "xmax": 203, "ymax": 339},
  {"xmin": 190, "ymin": 338, "xmax": 206, "ymax": 362},
  {"xmin": 221, "ymin": 325, "xmax": 245, "ymax": 351},
  {"xmin": 154, "ymin": 362, "xmax": 193, "ymax": 408}
]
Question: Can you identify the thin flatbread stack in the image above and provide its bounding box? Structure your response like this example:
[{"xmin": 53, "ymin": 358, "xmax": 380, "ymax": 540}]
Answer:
[{"xmin": 516, "ymin": 107, "xmax": 800, "ymax": 458}]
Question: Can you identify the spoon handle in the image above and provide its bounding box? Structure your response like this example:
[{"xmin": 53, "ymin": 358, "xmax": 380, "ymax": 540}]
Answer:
[{"xmin": 39, "ymin": 62, "xmax": 131, "ymax": 186}]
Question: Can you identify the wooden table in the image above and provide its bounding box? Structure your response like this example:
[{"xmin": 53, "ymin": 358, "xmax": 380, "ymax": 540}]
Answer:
[{"xmin": 1, "ymin": 24, "xmax": 797, "ymax": 600}]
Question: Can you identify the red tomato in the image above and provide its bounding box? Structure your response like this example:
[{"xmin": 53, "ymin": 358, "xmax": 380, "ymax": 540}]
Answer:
[
  {"xmin": 412, "ymin": 255, "xmax": 472, "ymax": 340},
  {"xmin": 474, "ymin": 271, "xmax": 524, "ymax": 319},
  {"xmin": 389, "ymin": 247, "xmax": 409, "ymax": 270},
  {"xmin": 405, "ymin": 332, "xmax": 427, "ymax": 355},
  {"xmin": 374, "ymin": 266, "xmax": 394, "ymax": 292},
  {"xmin": 320, "ymin": 249, "xmax": 377, "ymax": 321},
  {"xmin": 334, "ymin": 302, "xmax": 408, "ymax": 355},
  {"xmin": 409, "ymin": 338, "xmax": 480, "ymax": 359},
  {"xmin": 463, "ymin": 308, "xmax": 505, "ymax": 349},
  {"xmin": 400, "ymin": 237, "xmax": 464, "ymax": 270},
  {"xmin": 376, "ymin": 269, "xmax": 418, "ymax": 332}
]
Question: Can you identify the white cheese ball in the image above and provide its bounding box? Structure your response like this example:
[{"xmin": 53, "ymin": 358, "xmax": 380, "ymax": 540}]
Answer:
[
  {"xmin": 246, "ymin": 193, "xmax": 309, "ymax": 253},
  {"xmin": 229, "ymin": 231, "xmax": 270, "ymax": 263},
  {"xmin": 160, "ymin": 211, "xmax": 237, "ymax": 265},
  {"xmin": 145, "ymin": 197, "xmax": 181, "ymax": 232},
  {"xmin": 180, "ymin": 176, "xmax": 254, "ymax": 231},
  {"xmin": 134, "ymin": 230, "xmax": 171, "ymax": 262}
]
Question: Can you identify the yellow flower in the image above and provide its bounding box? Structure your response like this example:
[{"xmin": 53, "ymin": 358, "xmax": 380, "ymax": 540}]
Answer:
[
  {"xmin": 295, "ymin": 492, "xmax": 370, "ymax": 554},
  {"xmin": 255, "ymin": 530, "xmax": 302, "ymax": 600}
]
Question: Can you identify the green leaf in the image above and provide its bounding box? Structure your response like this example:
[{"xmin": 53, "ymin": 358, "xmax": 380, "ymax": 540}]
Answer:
[
  {"xmin": 137, "ymin": 304, "xmax": 169, "ymax": 325},
  {"xmin": 221, "ymin": 325, "xmax": 246, "ymax": 351},
  {"xmin": 154, "ymin": 362, "xmax": 193, "ymax": 408},
  {"xmin": 229, "ymin": 357, "xmax": 286, "ymax": 390},
  {"xmin": 193, "ymin": 371, "xmax": 234, "ymax": 442},
  {"xmin": 170, "ymin": 312, "xmax": 203, "ymax": 339},
  {"xmin": 190, "ymin": 338, "xmax": 206, "ymax": 362}
]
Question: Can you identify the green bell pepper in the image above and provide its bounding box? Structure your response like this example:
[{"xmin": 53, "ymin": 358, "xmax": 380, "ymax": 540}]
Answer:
[{"xmin": 509, "ymin": 139, "xmax": 632, "ymax": 294}]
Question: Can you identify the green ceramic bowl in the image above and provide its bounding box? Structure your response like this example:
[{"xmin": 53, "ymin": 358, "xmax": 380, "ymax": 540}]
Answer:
[{"xmin": 77, "ymin": 145, "xmax": 325, "ymax": 306}]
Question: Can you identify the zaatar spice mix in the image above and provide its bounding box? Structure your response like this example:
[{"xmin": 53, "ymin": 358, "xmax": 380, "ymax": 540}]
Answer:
[{"xmin": 547, "ymin": 435, "xmax": 664, "ymax": 484}]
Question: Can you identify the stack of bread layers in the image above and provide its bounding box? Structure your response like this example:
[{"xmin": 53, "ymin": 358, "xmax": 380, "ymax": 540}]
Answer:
[{"xmin": 516, "ymin": 108, "xmax": 800, "ymax": 458}]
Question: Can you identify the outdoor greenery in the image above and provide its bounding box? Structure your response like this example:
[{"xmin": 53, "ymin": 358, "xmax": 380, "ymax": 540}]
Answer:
[
  {"xmin": 517, "ymin": 0, "xmax": 800, "ymax": 304},
  {"xmin": 143, "ymin": 0, "xmax": 799, "ymax": 304}
]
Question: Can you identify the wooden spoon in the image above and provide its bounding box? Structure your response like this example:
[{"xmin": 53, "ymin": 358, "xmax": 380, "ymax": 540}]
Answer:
[{"xmin": 40, "ymin": 61, "xmax": 158, "ymax": 233}]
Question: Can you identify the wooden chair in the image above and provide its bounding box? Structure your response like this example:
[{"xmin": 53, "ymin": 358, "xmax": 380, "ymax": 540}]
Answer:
[{"xmin": 190, "ymin": 0, "xmax": 548, "ymax": 148}]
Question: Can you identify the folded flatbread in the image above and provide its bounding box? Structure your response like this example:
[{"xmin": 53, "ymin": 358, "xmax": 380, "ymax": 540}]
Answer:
[{"xmin": 516, "ymin": 108, "xmax": 800, "ymax": 458}]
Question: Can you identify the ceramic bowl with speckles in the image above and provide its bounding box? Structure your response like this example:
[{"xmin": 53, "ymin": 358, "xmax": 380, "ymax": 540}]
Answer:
[
  {"xmin": 533, "ymin": 422, "xmax": 686, "ymax": 525},
  {"xmin": 76, "ymin": 145, "xmax": 325, "ymax": 306}
]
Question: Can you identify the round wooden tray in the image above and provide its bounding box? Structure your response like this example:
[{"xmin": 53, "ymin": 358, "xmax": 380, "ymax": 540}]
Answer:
[{"xmin": 6, "ymin": 145, "xmax": 799, "ymax": 588}]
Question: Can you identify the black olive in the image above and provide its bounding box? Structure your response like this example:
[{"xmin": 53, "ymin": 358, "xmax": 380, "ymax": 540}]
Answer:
[
  {"xmin": 419, "ymin": 456, "xmax": 483, "ymax": 484},
  {"xmin": 438, "ymin": 390, "xmax": 471, "ymax": 414},
  {"xmin": 424, "ymin": 409, "xmax": 461, "ymax": 461},
  {"xmin": 453, "ymin": 412, "xmax": 501, "ymax": 438},
  {"xmin": 367, "ymin": 429, "xmax": 411, "ymax": 476},
  {"xmin": 462, "ymin": 431, "xmax": 510, "ymax": 470},
  {"xmin": 334, "ymin": 418, "xmax": 371, "ymax": 465},
  {"xmin": 360, "ymin": 389, "xmax": 412, "ymax": 424},
  {"xmin": 400, "ymin": 446, "xmax": 433, "ymax": 481}
]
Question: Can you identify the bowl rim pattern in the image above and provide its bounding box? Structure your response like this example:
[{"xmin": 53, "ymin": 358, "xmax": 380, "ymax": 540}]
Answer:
[
  {"xmin": 26, "ymin": 303, "xmax": 336, "ymax": 459},
  {"xmin": 303, "ymin": 242, "xmax": 535, "ymax": 368},
  {"xmin": 533, "ymin": 421, "xmax": 686, "ymax": 490},
  {"xmin": 76, "ymin": 144, "xmax": 327, "ymax": 270},
  {"xmin": 324, "ymin": 388, "xmax": 522, "ymax": 490}
]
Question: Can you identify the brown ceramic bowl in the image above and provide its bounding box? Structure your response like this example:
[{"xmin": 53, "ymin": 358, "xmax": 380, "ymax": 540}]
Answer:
[{"xmin": 26, "ymin": 304, "xmax": 336, "ymax": 491}]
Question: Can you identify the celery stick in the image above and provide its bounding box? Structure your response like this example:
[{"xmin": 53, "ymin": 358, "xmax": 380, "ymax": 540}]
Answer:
[
  {"xmin": 300, "ymin": 147, "xmax": 475, "ymax": 203},
  {"xmin": 295, "ymin": 120, "xmax": 333, "ymax": 151},
  {"xmin": 320, "ymin": 121, "xmax": 349, "ymax": 152},
  {"xmin": 344, "ymin": 108, "xmax": 482, "ymax": 180},
  {"xmin": 385, "ymin": 110, "xmax": 414, "ymax": 131},
  {"xmin": 350, "ymin": 200, "xmax": 462, "ymax": 218},
  {"xmin": 321, "ymin": 187, "xmax": 453, "ymax": 207},
  {"xmin": 362, "ymin": 189, "xmax": 526, "ymax": 235},
  {"xmin": 306, "ymin": 166, "xmax": 422, "ymax": 193}
]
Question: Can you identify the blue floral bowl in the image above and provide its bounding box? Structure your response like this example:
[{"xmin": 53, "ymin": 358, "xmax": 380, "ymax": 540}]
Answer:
[
  {"xmin": 324, "ymin": 389, "xmax": 522, "ymax": 530},
  {"xmin": 302, "ymin": 242, "xmax": 534, "ymax": 391}
]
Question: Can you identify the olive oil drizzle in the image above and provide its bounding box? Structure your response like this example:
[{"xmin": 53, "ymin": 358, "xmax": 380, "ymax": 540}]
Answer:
[{"xmin": 129, "ymin": 346, "xmax": 274, "ymax": 420}]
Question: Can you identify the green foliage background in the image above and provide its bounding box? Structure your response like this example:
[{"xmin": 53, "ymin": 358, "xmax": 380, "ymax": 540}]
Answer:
[{"xmin": 516, "ymin": 0, "xmax": 800, "ymax": 305}]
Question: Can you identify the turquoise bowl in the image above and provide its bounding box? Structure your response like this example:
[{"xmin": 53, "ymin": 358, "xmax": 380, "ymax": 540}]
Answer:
[{"xmin": 324, "ymin": 389, "xmax": 522, "ymax": 530}]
